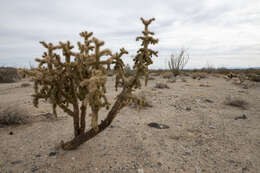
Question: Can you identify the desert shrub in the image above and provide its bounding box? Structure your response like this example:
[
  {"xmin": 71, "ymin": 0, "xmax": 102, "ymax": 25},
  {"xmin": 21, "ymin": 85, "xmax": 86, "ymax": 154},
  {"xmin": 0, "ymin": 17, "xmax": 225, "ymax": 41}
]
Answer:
[
  {"xmin": 162, "ymin": 71, "xmax": 173, "ymax": 79},
  {"xmin": 211, "ymin": 73, "xmax": 223, "ymax": 78},
  {"xmin": 23, "ymin": 17, "xmax": 158, "ymax": 150},
  {"xmin": 154, "ymin": 82, "xmax": 169, "ymax": 89},
  {"xmin": 191, "ymin": 72, "xmax": 207, "ymax": 80},
  {"xmin": 167, "ymin": 76, "xmax": 176, "ymax": 83},
  {"xmin": 225, "ymin": 96, "xmax": 248, "ymax": 109},
  {"xmin": 168, "ymin": 48, "xmax": 190, "ymax": 76},
  {"xmin": 201, "ymin": 67, "xmax": 216, "ymax": 74},
  {"xmin": 150, "ymin": 71, "xmax": 161, "ymax": 76},
  {"xmin": 124, "ymin": 64, "xmax": 134, "ymax": 77},
  {"xmin": 181, "ymin": 78, "xmax": 187, "ymax": 82},
  {"xmin": 0, "ymin": 107, "xmax": 29, "ymax": 127},
  {"xmin": 199, "ymin": 73, "xmax": 207, "ymax": 79},
  {"xmin": 226, "ymin": 73, "xmax": 238, "ymax": 79},
  {"xmin": 182, "ymin": 72, "xmax": 190, "ymax": 76},
  {"xmin": 129, "ymin": 89, "xmax": 153, "ymax": 109},
  {"xmin": 216, "ymin": 67, "xmax": 230, "ymax": 75},
  {"xmin": 249, "ymin": 74, "xmax": 260, "ymax": 82},
  {"xmin": 0, "ymin": 67, "xmax": 21, "ymax": 83}
]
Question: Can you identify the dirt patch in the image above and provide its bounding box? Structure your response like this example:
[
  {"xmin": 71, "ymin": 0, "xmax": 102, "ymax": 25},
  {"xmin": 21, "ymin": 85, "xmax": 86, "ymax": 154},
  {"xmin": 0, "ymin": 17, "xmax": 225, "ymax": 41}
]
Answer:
[{"xmin": 0, "ymin": 76, "xmax": 259, "ymax": 172}]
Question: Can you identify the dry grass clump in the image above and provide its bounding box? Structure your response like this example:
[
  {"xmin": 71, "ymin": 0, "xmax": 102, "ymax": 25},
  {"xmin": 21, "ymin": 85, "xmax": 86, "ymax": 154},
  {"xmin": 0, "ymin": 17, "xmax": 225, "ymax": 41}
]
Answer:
[
  {"xmin": 182, "ymin": 72, "xmax": 190, "ymax": 77},
  {"xmin": 0, "ymin": 67, "xmax": 21, "ymax": 83},
  {"xmin": 181, "ymin": 77, "xmax": 187, "ymax": 82},
  {"xmin": 130, "ymin": 89, "xmax": 153, "ymax": 109},
  {"xmin": 167, "ymin": 76, "xmax": 176, "ymax": 83},
  {"xmin": 154, "ymin": 82, "xmax": 169, "ymax": 89},
  {"xmin": 124, "ymin": 64, "xmax": 134, "ymax": 77},
  {"xmin": 211, "ymin": 73, "xmax": 224, "ymax": 78},
  {"xmin": 162, "ymin": 71, "xmax": 173, "ymax": 79},
  {"xmin": 225, "ymin": 96, "xmax": 248, "ymax": 109},
  {"xmin": 0, "ymin": 106, "xmax": 29, "ymax": 127},
  {"xmin": 150, "ymin": 71, "xmax": 161, "ymax": 76},
  {"xmin": 191, "ymin": 72, "xmax": 207, "ymax": 80},
  {"xmin": 249, "ymin": 74, "xmax": 260, "ymax": 82},
  {"xmin": 21, "ymin": 82, "xmax": 31, "ymax": 87}
]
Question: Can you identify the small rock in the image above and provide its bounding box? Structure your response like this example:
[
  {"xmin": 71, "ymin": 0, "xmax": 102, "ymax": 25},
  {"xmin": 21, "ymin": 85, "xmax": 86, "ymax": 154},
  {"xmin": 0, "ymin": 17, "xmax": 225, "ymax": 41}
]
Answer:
[
  {"xmin": 31, "ymin": 167, "xmax": 38, "ymax": 172},
  {"xmin": 183, "ymin": 152, "xmax": 191, "ymax": 156},
  {"xmin": 242, "ymin": 85, "xmax": 248, "ymax": 89},
  {"xmin": 157, "ymin": 162, "xmax": 162, "ymax": 167},
  {"xmin": 234, "ymin": 114, "xmax": 247, "ymax": 120},
  {"xmin": 35, "ymin": 154, "xmax": 41, "ymax": 158},
  {"xmin": 205, "ymin": 99, "xmax": 214, "ymax": 103},
  {"xmin": 186, "ymin": 107, "xmax": 191, "ymax": 111},
  {"xmin": 154, "ymin": 83, "xmax": 169, "ymax": 89},
  {"xmin": 148, "ymin": 122, "xmax": 169, "ymax": 129},
  {"xmin": 209, "ymin": 125, "xmax": 216, "ymax": 129},
  {"xmin": 48, "ymin": 151, "xmax": 57, "ymax": 157},
  {"xmin": 11, "ymin": 160, "xmax": 22, "ymax": 165},
  {"xmin": 242, "ymin": 166, "xmax": 249, "ymax": 173}
]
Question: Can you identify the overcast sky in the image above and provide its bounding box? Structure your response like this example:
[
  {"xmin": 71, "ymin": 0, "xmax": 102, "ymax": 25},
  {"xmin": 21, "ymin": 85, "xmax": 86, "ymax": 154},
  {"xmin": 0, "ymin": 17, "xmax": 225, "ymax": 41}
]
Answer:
[{"xmin": 1, "ymin": 0, "xmax": 260, "ymax": 69}]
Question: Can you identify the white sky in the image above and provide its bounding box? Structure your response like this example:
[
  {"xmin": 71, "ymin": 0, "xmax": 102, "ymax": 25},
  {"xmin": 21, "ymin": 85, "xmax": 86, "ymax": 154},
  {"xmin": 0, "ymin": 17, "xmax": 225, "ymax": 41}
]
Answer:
[{"xmin": 1, "ymin": 0, "xmax": 260, "ymax": 68}]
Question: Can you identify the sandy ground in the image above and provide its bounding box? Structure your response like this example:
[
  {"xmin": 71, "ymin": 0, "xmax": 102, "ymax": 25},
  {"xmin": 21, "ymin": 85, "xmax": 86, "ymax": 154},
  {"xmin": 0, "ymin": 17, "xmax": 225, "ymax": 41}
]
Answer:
[{"xmin": 0, "ymin": 75, "xmax": 260, "ymax": 173}]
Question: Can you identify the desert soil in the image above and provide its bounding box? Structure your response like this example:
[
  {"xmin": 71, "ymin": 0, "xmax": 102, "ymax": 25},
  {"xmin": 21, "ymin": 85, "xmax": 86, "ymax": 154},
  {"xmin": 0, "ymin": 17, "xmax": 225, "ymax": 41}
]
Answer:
[{"xmin": 0, "ymin": 75, "xmax": 260, "ymax": 173}]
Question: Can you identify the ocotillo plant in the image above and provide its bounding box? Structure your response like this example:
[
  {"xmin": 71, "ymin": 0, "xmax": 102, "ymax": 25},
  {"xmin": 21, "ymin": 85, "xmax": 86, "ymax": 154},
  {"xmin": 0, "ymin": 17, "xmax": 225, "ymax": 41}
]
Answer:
[
  {"xmin": 23, "ymin": 17, "xmax": 158, "ymax": 150},
  {"xmin": 168, "ymin": 48, "xmax": 190, "ymax": 76}
]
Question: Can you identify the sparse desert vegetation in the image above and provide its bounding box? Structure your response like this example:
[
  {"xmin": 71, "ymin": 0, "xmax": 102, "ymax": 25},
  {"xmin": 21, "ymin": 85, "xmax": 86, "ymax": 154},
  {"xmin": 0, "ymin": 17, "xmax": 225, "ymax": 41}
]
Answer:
[
  {"xmin": 0, "ymin": 67, "xmax": 21, "ymax": 83},
  {"xmin": 0, "ymin": 106, "xmax": 29, "ymax": 127},
  {"xmin": 1, "ymin": 17, "xmax": 260, "ymax": 173},
  {"xmin": 1, "ymin": 65, "xmax": 260, "ymax": 172}
]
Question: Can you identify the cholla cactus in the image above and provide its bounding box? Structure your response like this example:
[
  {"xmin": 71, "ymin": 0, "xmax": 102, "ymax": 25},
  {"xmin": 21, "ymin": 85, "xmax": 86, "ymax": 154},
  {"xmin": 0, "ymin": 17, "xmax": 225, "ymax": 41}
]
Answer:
[{"xmin": 23, "ymin": 17, "xmax": 158, "ymax": 150}]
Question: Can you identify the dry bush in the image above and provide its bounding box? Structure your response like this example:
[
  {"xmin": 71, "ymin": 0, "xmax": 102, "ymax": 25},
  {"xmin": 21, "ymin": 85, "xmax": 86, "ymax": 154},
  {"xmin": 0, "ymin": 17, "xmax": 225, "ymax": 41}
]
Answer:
[
  {"xmin": 215, "ymin": 67, "xmax": 230, "ymax": 75},
  {"xmin": 182, "ymin": 72, "xmax": 190, "ymax": 77},
  {"xmin": 167, "ymin": 76, "xmax": 176, "ymax": 83},
  {"xmin": 191, "ymin": 73, "xmax": 198, "ymax": 79},
  {"xmin": 162, "ymin": 71, "xmax": 173, "ymax": 79},
  {"xmin": 181, "ymin": 77, "xmax": 187, "ymax": 82},
  {"xmin": 211, "ymin": 73, "xmax": 223, "ymax": 78},
  {"xmin": 154, "ymin": 82, "xmax": 169, "ymax": 89},
  {"xmin": 124, "ymin": 64, "xmax": 134, "ymax": 77},
  {"xmin": 249, "ymin": 74, "xmax": 260, "ymax": 82},
  {"xmin": 21, "ymin": 82, "xmax": 31, "ymax": 87},
  {"xmin": 225, "ymin": 96, "xmax": 248, "ymax": 109},
  {"xmin": 129, "ymin": 89, "xmax": 153, "ymax": 109},
  {"xmin": 0, "ymin": 67, "xmax": 21, "ymax": 83},
  {"xmin": 191, "ymin": 72, "xmax": 207, "ymax": 80},
  {"xmin": 0, "ymin": 106, "xmax": 29, "ymax": 127},
  {"xmin": 150, "ymin": 71, "xmax": 161, "ymax": 76},
  {"xmin": 168, "ymin": 48, "xmax": 190, "ymax": 76}
]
